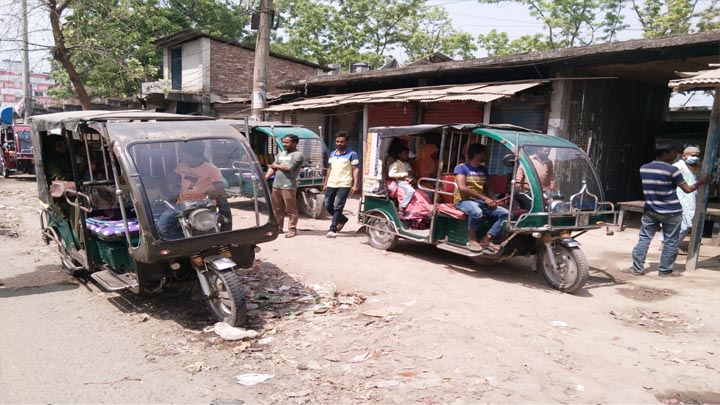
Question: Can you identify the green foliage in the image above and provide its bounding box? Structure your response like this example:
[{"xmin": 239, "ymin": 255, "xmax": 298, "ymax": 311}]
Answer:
[
  {"xmin": 477, "ymin": 30, "xmax": 550, "ymax": 55},
  {"xmin": 272, "ymin": 0, "xmax": 475, "ymax": 69},
  {"xmin": 632, "ymin": 0, "xmax": 697, "ymax": 37},
  {"xmin": 47, "ymin": 0, "xmax": 250, "ymax": 100}
]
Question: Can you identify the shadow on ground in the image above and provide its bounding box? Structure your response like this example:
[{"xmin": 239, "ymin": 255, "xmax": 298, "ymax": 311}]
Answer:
[
  {"xmin": 0, "ymin": 264, "xmax": 79, "ymax": 298},
  {"xmin": 104, "ymin": 260, "xmax": 358, "ymax": 331}
]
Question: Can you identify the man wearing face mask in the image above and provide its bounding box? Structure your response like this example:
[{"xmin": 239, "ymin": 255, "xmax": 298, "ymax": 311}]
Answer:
[{"xmin": 673, "ymin": 146, "xmax": 703, "ymax": 249}]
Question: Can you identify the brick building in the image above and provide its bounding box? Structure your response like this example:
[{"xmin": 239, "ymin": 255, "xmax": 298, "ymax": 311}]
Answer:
[
  {"xmin": 0, "ymin": 60, "xmax": 60, "ymax": 110},
  {"xmin": 142, "ymin": 29, "xmax": 327, "ymax": 117}
]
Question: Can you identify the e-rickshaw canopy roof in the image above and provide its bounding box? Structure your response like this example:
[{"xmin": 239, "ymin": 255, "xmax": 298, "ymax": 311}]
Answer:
[
  {"xmin": 254, "ymin": 126, "xmax": 320, "ymax": 139},
  {"xmin": 368, "ymin": 123, "xmax": 581, "ymax": 150},
  {"xmin": 29, "ymin": 110, "xmax": 214, "ymax": 133}
]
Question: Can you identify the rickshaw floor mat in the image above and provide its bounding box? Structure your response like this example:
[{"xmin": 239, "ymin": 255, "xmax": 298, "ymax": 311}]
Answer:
[{"xmin": 86, "ymin": 217, "xmax": 140, "ymax": 239}]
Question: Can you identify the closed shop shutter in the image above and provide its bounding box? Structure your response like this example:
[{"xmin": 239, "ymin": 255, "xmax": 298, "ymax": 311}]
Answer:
[
  {"xmin": 490, "ymin": 96, "xmax": 548, "ymax": 132},
  {"xmin": 293, "ymin": 111, "xmax": 326, "ymax": 135},
  {"xmin": 422, "ymin": 102, "xmax": 484, "ymax": 124},
  {"xmin": 367, "ymin": 103, "xmax": 415, "ymax": 128}
]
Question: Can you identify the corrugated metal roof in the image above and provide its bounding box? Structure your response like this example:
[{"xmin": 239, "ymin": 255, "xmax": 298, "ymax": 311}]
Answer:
[
  {"xmin": 669, "ymin": 67, "xmax": 720, "ymax": 91},
  {"xmin": 264, "ymin": 81, "xmax": 544, "ymax": 112}
]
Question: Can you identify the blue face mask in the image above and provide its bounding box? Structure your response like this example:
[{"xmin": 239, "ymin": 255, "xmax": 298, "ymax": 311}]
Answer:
[{"xmin": 686, "ymin": 156, "xmax": 700, "ymax": 165}]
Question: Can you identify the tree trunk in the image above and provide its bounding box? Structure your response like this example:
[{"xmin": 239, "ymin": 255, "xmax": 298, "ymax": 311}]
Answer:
[{"xmin": 47, "ymin": 0, "xmax": 92, "ymax": 110}]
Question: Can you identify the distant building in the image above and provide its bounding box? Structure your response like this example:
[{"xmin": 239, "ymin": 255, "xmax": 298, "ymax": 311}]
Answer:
[
  {"xmin": 142, "ymin": 29, "xmax": 329, "ymax": 117},
  {"xmin": 0, "ymin": 60, "xmax": 60, "ymax": 110}
]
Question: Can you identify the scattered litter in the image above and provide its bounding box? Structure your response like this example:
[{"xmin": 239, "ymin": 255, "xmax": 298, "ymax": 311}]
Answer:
[
  {"xmin": 207, "ymin": 322, "xmax": 259, "ymax": 341},
  {"xmin": 362, "ymin": 307, "xmax": 404, "ymax": 318},
  {"xmin": 323, "ymin": 353, "xmax": 341, "ymax": 362},
  {"xmin": 549, "ymin": 320, "xmax": 569, "ymax": 327},
  {"xmin": 257, "ymin": 337, "xmax": 274, "ymax": 345},
  {"xmin": 184, "ymin": 361, "xmax": 209, "ymax": 375},
  {"xmin": 373, "ymin": 379, "xmax": 400, "ymax": 388},
  {"xmin": 348, "ymin": 351, "xmax": 371, "ymax": 363},
  {"xmin": 286, "ymin": 390, "xmax": 311, "ymax": 398},
  {"xmin": 576, "ymin": 384, "xmax": 585, "ymax": 392},
  {"xmin": 232, "ymin": 342, "xmax": 251, "ymax": 353},
  {"xmin": 235, "ymin": 373, "xmax": 274, "ymax": 386}
]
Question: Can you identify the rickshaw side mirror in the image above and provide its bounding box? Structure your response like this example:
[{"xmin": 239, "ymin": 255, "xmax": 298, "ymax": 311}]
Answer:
[{"xmin": 502, "ymin": 153, "xmax": 517, "ymax": 167}]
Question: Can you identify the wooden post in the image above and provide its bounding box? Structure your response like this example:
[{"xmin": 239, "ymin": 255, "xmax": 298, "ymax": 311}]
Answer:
[{"xmin": 686, "ymin": 88, "xmax": 720, "ymax": 271}]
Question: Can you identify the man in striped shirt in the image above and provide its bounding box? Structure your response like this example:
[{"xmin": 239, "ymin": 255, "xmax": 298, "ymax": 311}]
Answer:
[{"xmin": 626, "ymin": 143, "xmax": 710, "ymax": 277}]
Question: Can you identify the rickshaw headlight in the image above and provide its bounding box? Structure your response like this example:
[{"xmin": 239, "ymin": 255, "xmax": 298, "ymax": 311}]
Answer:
[{"xmin": 188, "ymin": 209, "xmax": 217, "ymax": 231}]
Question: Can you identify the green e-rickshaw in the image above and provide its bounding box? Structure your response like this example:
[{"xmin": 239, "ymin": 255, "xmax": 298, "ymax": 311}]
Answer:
[{"xmin": 359, "ymin": 124, "xmax": 617, "ymax": 293}]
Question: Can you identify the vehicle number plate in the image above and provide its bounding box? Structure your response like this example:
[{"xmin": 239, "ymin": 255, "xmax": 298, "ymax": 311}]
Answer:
[{"xmin": 578, "ymin": 213, "xmax": 590, "ymax": 227}]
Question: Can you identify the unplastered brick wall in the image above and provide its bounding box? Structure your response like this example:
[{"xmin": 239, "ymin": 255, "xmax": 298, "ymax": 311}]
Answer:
[{"xmin": 209, "ymin": 41, "xmax": 317, "ymax": 98}]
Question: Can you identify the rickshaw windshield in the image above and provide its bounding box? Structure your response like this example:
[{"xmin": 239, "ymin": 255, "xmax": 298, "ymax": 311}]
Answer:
[
  {"xmin": 127, "ymin": 138, "xmax": 271, "ymax": 240},
  {"xmin": 517, "ymin": 145, "xmax": 604, "ymax": 211},
  {"xmin": 16, "ymin": 130, "xmax": 32, "ymax": 152}
]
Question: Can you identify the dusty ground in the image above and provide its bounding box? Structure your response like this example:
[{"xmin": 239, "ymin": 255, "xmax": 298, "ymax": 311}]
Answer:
[{"xmin": 1, "ymin": 175, "xmax": 720, "ymax": 404}]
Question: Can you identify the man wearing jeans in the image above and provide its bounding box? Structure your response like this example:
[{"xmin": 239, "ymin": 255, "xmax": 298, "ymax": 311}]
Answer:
[
  {"xmin": 454, "ymin": 143, "xmax": 509, "ymax": 254},
  {"xmin": 627, "ymin": 143, "xmax": 710, "ymax": 277},
  {"xmin": 323, "ymin": 132, "xmax": 359, "ymax": 238}
]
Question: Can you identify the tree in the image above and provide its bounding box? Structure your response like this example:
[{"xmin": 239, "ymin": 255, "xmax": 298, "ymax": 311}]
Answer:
[
  {"xmin": 45, "ymin": 0, "xmax": 251, "ymax": 107},
  {"xmin": 272, "ymin": 0, "xmax": 476, "ymax": 69},
  {"xmin": 476, "ymin": 0, "xmax": 627, "ymax": 55}
]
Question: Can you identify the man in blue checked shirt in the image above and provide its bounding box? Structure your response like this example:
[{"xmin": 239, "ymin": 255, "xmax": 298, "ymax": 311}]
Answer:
[{"xmin": 624, "ymin": 143, "xmax": 711, "ymax": 277}]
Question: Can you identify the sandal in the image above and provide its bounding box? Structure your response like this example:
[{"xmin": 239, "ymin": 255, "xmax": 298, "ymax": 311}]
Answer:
[
  {"xmin": 285, "ymin": 229, "xmax": 297, "ymax": 238},
  {"xmin": 467, "ymin": 242, "xmax": 484, "ymax": 252}
]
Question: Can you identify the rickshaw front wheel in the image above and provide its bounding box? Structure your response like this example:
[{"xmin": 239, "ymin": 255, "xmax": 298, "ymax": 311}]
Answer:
[
  {"xmin": 366, "ymin": 211, "xmax": 399, "ymax": 251},
  {"xmin": 537, "ymin": 244, "xmax": 588, "ymax": 293},
  {"xmin": 205, "ymin": 266, "xmax": 247, "ymax": 327},
  {"xmin": 300, "ymin": 191, "xmax": 324, "ymax": 219}
]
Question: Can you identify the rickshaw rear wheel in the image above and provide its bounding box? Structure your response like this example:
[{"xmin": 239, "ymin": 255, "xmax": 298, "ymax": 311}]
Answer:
[
  {"xmin": 205, "ymin": 265, "xmax": 247, "ymax": 327},
  {"xmin": 1, "ymin": 159, "xmax": 9, "ymax": 178},
  {"xmin": 366, "ymin": 211, "xmax": 399, "ymax": 251},
  {"xmin": 300, "ymin": 192, "xmax": 324, "ymax": 219},
  {"xmin": 537, "ymin": 244, "xmax": 588, "ymax": 293}
]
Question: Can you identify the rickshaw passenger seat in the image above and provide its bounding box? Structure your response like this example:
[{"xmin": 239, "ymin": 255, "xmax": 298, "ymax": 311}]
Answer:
[{"xmin": 86, "ymin": 217, "xmax": 140, "ymax": 240}]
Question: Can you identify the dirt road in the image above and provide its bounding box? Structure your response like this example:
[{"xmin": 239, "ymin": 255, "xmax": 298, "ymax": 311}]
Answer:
[{"xmin": 1, "ymin": 176, "xmax": 719, "ymax": 404}]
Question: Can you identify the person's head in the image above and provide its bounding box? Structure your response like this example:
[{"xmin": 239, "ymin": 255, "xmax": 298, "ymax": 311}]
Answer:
[
  {"xmin": 682, "ymin": 146, "xmax": 701, "ymax": 166},
  {"xmin": 395, "ymin": 146, "xmax": 410, "ymax": 161},
  {"xmin": 534, "ymin": 146, "xmax": 551, "ymax": 160},
  {"xmin": 180, "ymin": 141, "xmax": 206, "ymax": 166},
  {"xmin": 654, "ymin": 142, "xmax": 679, "ymax": 163},
  {"xmin": 49, "ymin": 136, "xmax": 68, "ymax": 155},
  {"xmin": 335, "ymin": 132, "xmax": 349, "ymax": 151},
  {"xmin": 281, "ymin": 134, "xmax": 299, "ymax": 152},
  {"xmin": 466, "ymin": 143, "xmax": 487, "ymax": 163}
]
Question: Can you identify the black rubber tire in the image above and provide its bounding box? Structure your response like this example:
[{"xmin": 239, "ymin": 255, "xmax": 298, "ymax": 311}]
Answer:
[
  {"xmin": 300, "ymin": 192, "xmax": 324, "ymax": 219},
  {"xmin": 538, "ymin": 244, "xmax": 588, "ymax": 293},
  {"xmin": 366, "ymin": 211, "xmax": 399, "ymax": 251},
  {"xmin": 205, "ymin": 267, "xmax": 247, "ymax": 327}
]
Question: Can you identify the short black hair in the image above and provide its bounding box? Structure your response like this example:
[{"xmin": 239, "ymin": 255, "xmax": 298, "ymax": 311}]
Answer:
[
  {"xmin": 654, "ymin": 142, "xmax": 678, "ymax": 158},
  {"xmin": 283, "ymin": 134, "xmax": 299, "ymax": 144},
  {"xmin": 181, "ymin": 141, "xmax": 206, "ymax": 158},
  {"xmin": 467, "ymin": 143, "xmax": 487, "ymax": 159},
  {"xmin": 335, "ymin": 131, "xmax": 349, "ymax": 140}
]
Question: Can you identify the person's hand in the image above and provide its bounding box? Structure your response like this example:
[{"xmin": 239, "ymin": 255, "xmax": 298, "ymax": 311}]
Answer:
[
  {"xmin": 698, "ymin": 175, "xmax": 712, "ymax": 186},
  {"xmin": 322, "ymin": 184, "xmax": 327, "ymax": 191},
  {"xmin": 350, "ymin": 186, "xmax": 358, "ymax": 196},
  {"xmin": 486, "ymin": 198, "xmax": 497, "ymax": 209}
]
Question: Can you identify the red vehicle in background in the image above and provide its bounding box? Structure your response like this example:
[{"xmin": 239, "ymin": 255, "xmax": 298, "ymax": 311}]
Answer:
[{"xmin": 1, "ymin": 106, "xmax": 34, "ymax": 177}]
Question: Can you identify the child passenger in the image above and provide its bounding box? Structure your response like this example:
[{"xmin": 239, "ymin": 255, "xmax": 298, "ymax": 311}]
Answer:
[{"xmin": 388, "ymin": 146, "xmax": 416, "ymax": 217}]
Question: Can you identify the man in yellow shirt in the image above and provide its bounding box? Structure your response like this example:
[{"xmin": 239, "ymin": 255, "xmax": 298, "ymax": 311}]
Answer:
[{"xmin": 322, "ymin": 132, "xmax": 359, "ymax": 238}]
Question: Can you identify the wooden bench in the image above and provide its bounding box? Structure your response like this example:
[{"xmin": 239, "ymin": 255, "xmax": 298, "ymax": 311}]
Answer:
[{"xmin": 617, "ymin": 200, "xmax": 720, "ymax": 245}]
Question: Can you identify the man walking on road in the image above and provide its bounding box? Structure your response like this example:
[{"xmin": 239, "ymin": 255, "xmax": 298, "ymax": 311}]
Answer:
[
  {"xmin": 323, "ymin": 132, "xmax": 359, "ymax": 238},
  {"xmin": 265, "ymin": 135, "xmax": 304, "ymax": 238},
  {"xmin": 625, "ymin": 143, "xmax": 711, "ymax": 277}
]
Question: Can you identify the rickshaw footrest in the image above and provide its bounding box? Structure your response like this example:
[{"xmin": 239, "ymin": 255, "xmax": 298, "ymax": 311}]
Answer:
[{"xmin": 91, "ymin": 269, "xmax": 138, "ymax": 291}]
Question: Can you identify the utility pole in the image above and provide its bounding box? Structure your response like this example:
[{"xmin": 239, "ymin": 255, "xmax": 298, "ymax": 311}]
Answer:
[
  {"xmin": 20, "ymin": 0, "xmax": 32, "ymax": 122},
  {"xmin": 250, "ymin": 0, "xmax": 272, "ymax": 120}
]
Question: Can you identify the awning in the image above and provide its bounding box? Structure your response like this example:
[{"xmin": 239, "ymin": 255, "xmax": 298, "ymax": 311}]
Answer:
[
  {"xmin": 265, "ymin": 80, "xmax": 545, "ymax": 112},
  {"xmin": 254, "ymin": 126, "xmax": 320, "ymax": 139},
  {"xmin": 668, "ymin": 66, "xmax": 720, "ymax": 91}
]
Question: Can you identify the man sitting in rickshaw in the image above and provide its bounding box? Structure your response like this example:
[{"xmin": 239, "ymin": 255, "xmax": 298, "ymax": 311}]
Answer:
[
  {"xmin": 157, "ymin": 141, "xmax": 227, "ymax": 239},
  {"xmin": 387, "ymin": 146, "xmax": 416, "ymax": 217},
  {"xmin": 454, "ymin": 143, "xmax": 509, "ymax": 254}
]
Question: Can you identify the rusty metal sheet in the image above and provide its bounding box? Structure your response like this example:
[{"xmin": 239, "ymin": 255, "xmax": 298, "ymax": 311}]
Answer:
[
  {"xmin": 427, "ymin": 93, "xmax": 508, "ymax": 103},
  {"xmin": 669, "ymin": 67, "xmax": 720, "ymax": 90},
  {"xmin": 467, "ymin": 82, "xmax": 542, "ymax": 94}
]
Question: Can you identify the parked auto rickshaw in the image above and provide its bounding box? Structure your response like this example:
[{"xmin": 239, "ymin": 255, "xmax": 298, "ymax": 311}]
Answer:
[
  {"xmin": 30, "ymin": 111, "xmax": 277, "ymax": 326},
  {"xmin": 1, "ymin": 106, "xmax": 34, "ymax": 177},
  {"xmin": 224, "ymin": 120, "xmax": 329, "ymax": 218},
  {"xmin": 359, "ymin": 124, "xmax": 617, "ymax": 293}
]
